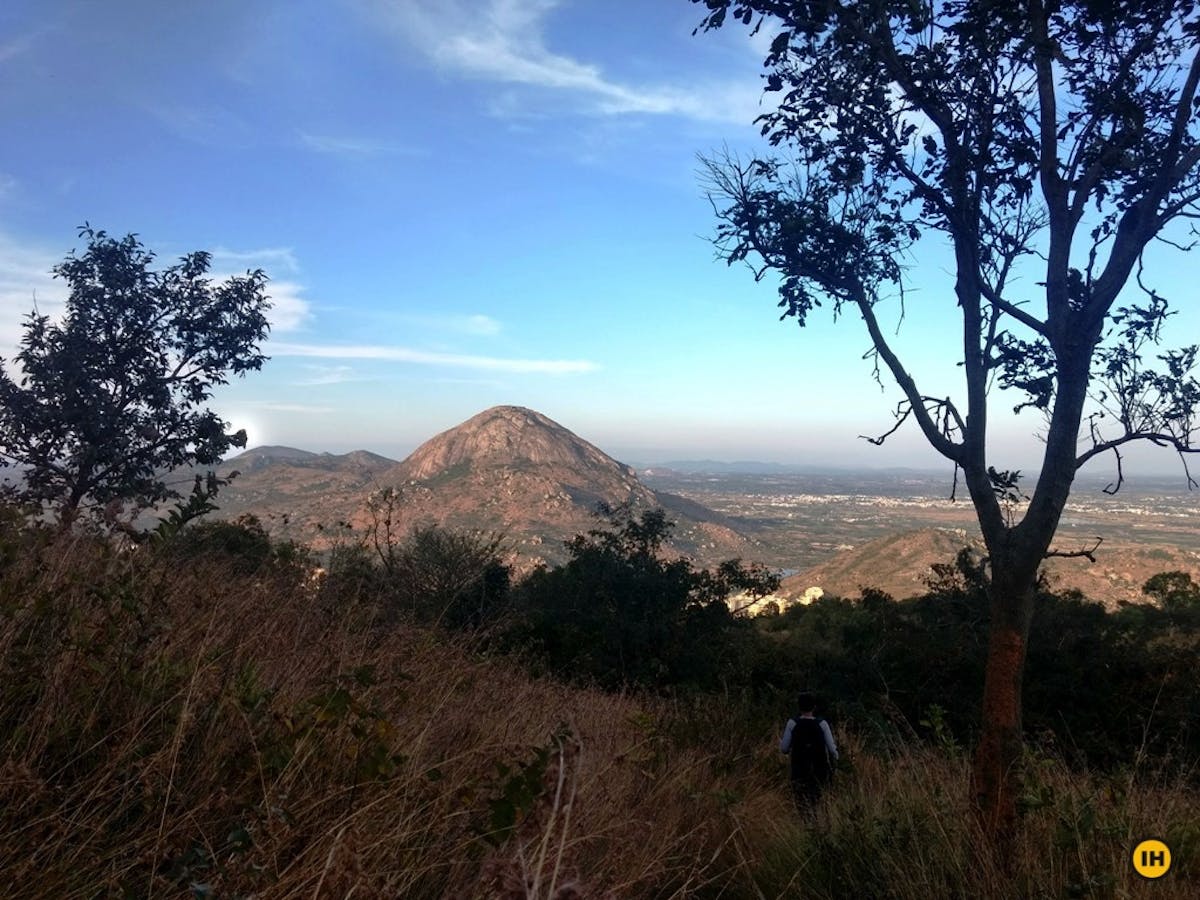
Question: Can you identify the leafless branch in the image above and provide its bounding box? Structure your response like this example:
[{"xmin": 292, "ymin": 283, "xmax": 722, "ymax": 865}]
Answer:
[
  {"xmin": 861, "ymin": 403, "xmax": 912, "ymax": 446},
  {"xmin": 1044, "ymin": 536, "xmax": 1104, "ymax": 563},
  {"xmin": 1076, "ymin": 429, "xmax": 1199, "ymax": 471}
]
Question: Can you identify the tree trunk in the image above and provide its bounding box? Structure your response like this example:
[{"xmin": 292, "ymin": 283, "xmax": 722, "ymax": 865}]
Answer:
[{"xmin": 971, "ymin": 560, "xmax": 1037, "ymax": 847}]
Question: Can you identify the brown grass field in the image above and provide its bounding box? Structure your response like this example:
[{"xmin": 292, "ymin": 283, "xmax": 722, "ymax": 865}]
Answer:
[{"xmin": 0, "ymin": 526, "xmax": 1196, "ymax": 898}]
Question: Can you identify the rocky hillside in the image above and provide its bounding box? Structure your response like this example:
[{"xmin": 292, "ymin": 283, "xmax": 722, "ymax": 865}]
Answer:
[
  {"xmin": 210, "ymin": 407, "xmax": 756, "ymax": 568},
  {"xmin": 203, "ymin": 447, "xmax": 398, "ymax": 539},
  {"xmin": 376, "ymin": 406, "xmax": 753, "ymax": 567},
  {"xmin": 780, "ymin": 527, "xmax": 1200, "ymax": 608}
]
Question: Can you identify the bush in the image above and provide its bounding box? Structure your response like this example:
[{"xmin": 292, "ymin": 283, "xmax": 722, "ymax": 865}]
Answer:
[{"xmin": 507, "ymin": 504, "xmax": 777, "ymax": 691}]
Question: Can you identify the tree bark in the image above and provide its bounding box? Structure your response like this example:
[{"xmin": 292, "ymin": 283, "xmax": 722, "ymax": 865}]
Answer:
[{"xmin": 971, "ymin": 562, "xmax": 1037, "ymax": 846}]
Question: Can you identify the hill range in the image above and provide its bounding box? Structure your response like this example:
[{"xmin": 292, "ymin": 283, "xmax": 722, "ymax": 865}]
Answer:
[
  {"xmin": 209, "ymin": 406, "xmax": 756, "ymax": 569},
  {"xmin": 202, "ymin": 405, "xmax": 1199, "ymax": 606},
  {"xmin": 774, "ymin": 528, "xmax": 1200, "ymax": 608}
]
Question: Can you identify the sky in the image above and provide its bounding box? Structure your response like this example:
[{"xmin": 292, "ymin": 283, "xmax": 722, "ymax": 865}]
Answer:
[{"xmin": 1, "ymin": 0, "xmax": 1197, "ymax": 480}]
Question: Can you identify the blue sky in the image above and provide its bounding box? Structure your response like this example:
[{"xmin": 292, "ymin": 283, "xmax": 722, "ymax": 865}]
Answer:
[{"xmin": 1, "ymin": 0, "xmax": 1197, "ymax": 478}]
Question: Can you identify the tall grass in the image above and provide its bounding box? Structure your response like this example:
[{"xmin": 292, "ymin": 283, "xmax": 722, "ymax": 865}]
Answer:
[{"xmin": 0, "ymin": 525, "xmax": 1195, "ymax": 898}]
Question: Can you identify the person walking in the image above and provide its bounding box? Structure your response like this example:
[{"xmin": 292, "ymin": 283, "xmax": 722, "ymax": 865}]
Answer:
[{"xmin": 780, "ymin": 692, "xmax": 838, "ymax": 813}]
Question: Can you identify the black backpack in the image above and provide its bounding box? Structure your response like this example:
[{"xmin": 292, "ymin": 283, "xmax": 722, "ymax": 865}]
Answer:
[{"xmin": 789, "ymin": 717, "xmax": 831, "ymax": 781}]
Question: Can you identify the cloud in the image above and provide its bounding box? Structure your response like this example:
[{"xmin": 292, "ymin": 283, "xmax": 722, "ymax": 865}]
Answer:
[
  {"xmin": 262, "ymin": 281, "xmax": 313, "ymax": 333},
  {"xmin": 0, "ymin": 233, "xmax": 313, "ymax": 365},
  {"xmin": 401, "ymin": 312, "xmax": 502, "ymax": 335},
  {"xmin": 0, "ymin": 233, "xmax": 65, "ymax": 359},
  {"xmin": 294, "ymin": 364, "xmax": 361, "ymax": 386},
  {"xmin": 212, "ymin": 246, "xmax": 300, "ymax": 274},
  {"xmin": 460, "ymin": 313, "xmax": 501, "ymax": 335},
  {"xmin": 209, "ymin": 248, "xmax": 312, "ymax": 333},
  {"xmin": 271, "ymin": 340, "xmax": 597, "ymax": 374},
  {"xmin": 0, "ymin": 30, "xmax": 43, "ymax": 65},
  {"xmin": 298, "ymin": 131, "xmax": 423, "ymax": 157},
  {"xmin": 145, "ymin": 102, "xmax": 258, "ymax": 148},
  {"xmin": 369, "ymin": 0, "xmax": 767, "ymax": 124}
]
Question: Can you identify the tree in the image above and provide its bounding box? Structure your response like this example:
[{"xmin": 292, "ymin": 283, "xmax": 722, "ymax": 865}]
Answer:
[
  {"xmin": 512, "ymin": 503, "xmax": 779, "ymax": 690},
  {"xmin": 691, "ymin": 0, "xmax": 1200, "ymax": 840},
  {"xmin": 0, "ymin": 227, "xmax": 271, "ymax": 524},
  {"xmin": 1142, "ymin": 570, "xmax": 1200, "ymax": 611}
]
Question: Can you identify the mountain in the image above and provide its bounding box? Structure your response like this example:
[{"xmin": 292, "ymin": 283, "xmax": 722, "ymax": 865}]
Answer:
[
  {"xmin": 377, "ymin": 406, "xmax": 754, "ymax": 567},
  {"xmin": 201, "ymin": 445, "xmax": 398, "ymax": 537},
  {"xmin": 779, "ymin": 528, "xmax": 980, "ymax": 602},
  {"xmin": 226, "ymin": 446, "xmax": 399, "ymax": 474},
  {"xmin": 780, "ymin": 527, "xmax": 1200, "ymax": 608},
  {"xmin": 206, "ymin": 407, "xmax": 756, "ymax": 568}
]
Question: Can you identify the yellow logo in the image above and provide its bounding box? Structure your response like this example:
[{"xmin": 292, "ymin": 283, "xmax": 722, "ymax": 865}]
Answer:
[{"xmin": 1132, "ymin": 839, "xmax": 1172, "ymax": 879}]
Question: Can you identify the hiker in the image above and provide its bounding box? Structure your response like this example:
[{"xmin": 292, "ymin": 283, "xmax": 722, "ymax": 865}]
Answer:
[{"xmin": 780, "ymin": 692, "xmax": 838, "ymax": 812}]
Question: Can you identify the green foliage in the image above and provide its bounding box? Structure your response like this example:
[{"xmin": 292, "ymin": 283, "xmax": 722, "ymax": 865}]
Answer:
[
  {"xmin": 389, "ymin": 525, "xmax": 511, "ymax": 629},
  {"xmin": 152, "ymin": 472, "xmax": 225, "ymax": 538},
  {"xmin": 508, "ymin": 503, "xmax": 778, "ymax": 691},
  {"xmin": 476, "ymin": 725, "xmax": 570, "ymax": 847},
  {"xmin": 360, "ymin": 487, "xmax": 511, "ymax": 628},
  {"xmin": 274, "ymin": 666, "xmax": 406, "ymax": 783},
  {"xmin": 157, "ymin": 512, "xmax": 311, "ymax": 577},
  {"xmin": 1142, "ymin": 570, "xmax": 1200, "ymax": 612},
  {"xmin": 693, "ymin": 0, "xmax": 1200, "ymax": 830},
  {"xmin": 749, "ymin": 556, "xmax": 1200, "ymax": 767},
  {"xmin": 0, "ymin": 226, "xmax": 271, "ymax": 523}
]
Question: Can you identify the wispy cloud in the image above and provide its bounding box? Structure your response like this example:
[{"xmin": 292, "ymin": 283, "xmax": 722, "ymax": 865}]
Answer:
[
  {"xmin": 210, "ymin": 248, "xmax": 312, "ymax": 333},
  {"xmin": 212, "ymin": 246, "xmax": 300, "ymax": 274},
  {"xmin": 399, "ymin": 312, "xmax": 502, "ymax": 336},
  {"xmin": 0, "ymin": 29, "xmax": 44, "ymax": 65},
  {"xmin": 262, "ymin": 281, "xmax": 313, "ymax": 333},
  {"xmin": 0, "ymin": 233, "xmax": 313, "ymax": 364},
  {"xmin": 294, "ymin": 364, "xmax": 362, "ymax": 386},
  {"xmin": 272, "ymin": 340, "xmax": 597, "ymax": 374},
  {"xmin": 298, "ymin": 131, "xmax": 423, "ymax": 157},
  {"xmin": 0, "ymin": 232, "xmax": 65, "ymax": 359},
  {"xmin": 369, "ymin": 0, "xmax": 767, "ymax": 124},
  {"xmin": 145, "ymin": 102, "xmax": 258, "ymax": 148},
  {"xmin": 458, "ymin": 313, "xmax": 501, "ymax": 335}
]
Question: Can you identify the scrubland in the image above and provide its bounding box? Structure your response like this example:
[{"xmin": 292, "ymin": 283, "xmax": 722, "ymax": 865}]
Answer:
[{"xmin": 0, "ymin": 520, "xmax": 1195, "ymax": 898}]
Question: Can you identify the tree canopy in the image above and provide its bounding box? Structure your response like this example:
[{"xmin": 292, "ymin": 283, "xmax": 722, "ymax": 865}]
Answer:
[
  {"xmin": 691, "ymin": 0, "xmax": 1200, "ymax": 840},
  {"xmin": 0, "ymin": 227, "xmax": 271, "ymax": 523}
]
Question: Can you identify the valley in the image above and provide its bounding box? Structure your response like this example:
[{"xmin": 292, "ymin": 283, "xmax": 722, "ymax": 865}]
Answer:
[{"xmin": 640, "ymin": 468, "xmax": 1200, "ymax": 606}]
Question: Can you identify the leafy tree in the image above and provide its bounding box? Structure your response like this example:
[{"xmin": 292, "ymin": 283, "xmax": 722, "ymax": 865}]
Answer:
[
  {"xmin": 362, "ymin": 487, "xmax": 512, "ymax": 628},
  {"xmin": 392, "ymin": 524, "xmax": 512, "ymax": 630},
  {"xmin": 1142, "ymin": 570, "xmax": 1200, "ymax": 611},
  {"xmin": 0, "ymin": 227, "xmax": 270, "ymax": 524},
  {"xmin": 511, "ymin": 503, "xmax": 778, "ymax": 690},
  {"xmin": 691, "ymin": 0, "xmax": 1200, "ymax": 838}
]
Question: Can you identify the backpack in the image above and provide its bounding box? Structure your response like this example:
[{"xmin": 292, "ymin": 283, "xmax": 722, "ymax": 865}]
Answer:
[{"xmin": 789, "ymin": 717, "xmax": 831, "ymax": 781}]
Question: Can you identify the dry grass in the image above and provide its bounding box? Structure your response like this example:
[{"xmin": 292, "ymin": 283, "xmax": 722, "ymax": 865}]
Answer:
[
  {"xmin": 738, "ymin": 734, "xmax": 1198, "ymax": 899},
  {"xmin": 0, "ymin": 527, "xmax": 1196, "ymax": 898}
]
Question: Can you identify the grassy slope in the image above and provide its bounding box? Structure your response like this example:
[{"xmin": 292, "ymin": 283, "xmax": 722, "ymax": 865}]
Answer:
[{"xmin": 0, "ymin": 528, "xmax": 1195, "ymax": 898}]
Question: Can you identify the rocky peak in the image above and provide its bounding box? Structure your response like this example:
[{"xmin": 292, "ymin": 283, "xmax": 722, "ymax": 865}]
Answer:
[{"xmin": 397, "ymin": 405, "xmax": 635, "ymax": 482}]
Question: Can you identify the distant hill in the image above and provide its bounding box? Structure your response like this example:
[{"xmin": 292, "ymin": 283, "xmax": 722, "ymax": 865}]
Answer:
[
  {"xmin": 780, "ymin": 527, "xmax": 1200, "ymax": 608},
  {"xmin": 228, "ymin": 446, "xmax": 398, "ymax": 474},
  {"xmin": 376, "ymin": 406, "xmax": 754, "ymax": 567},
  {"xmin": 207, "ymin": 407, "xmax": 757, "ymax": 568},
  {"xmin": 196, "ymin": 445, "xmax": 399, "ymax": 538},
  {"xmin": 779, "ymin": 528, "xmax": 978, "ymax": 602}
]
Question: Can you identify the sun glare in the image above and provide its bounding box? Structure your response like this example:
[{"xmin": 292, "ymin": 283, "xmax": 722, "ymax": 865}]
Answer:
[{"xmin": 219, "ymin": 409, "xmax": 265, "ymax": 453}]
